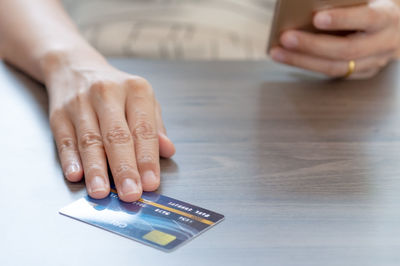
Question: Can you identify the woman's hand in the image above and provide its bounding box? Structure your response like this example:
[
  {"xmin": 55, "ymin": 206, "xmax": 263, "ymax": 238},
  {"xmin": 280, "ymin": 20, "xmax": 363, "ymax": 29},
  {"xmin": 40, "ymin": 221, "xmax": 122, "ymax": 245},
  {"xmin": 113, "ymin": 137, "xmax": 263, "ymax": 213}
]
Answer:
[
  {"xmin": 0, "ymin": 0, "xmax": 175, "ymax": 202},
  {"xmin": 45, "ymin": 55, "xmax": 175, "ymax": 202},
  {"xmin": 270, "ymin": 0, "xmax": 400, "ymax": 79}
]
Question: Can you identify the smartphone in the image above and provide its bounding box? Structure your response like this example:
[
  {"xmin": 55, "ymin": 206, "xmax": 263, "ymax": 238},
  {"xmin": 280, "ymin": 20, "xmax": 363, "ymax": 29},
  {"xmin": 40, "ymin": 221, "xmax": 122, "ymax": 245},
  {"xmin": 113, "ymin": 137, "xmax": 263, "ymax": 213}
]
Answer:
[{"xmin": 267, "ymin": 0, "xmax": 369, "ymax": 53}]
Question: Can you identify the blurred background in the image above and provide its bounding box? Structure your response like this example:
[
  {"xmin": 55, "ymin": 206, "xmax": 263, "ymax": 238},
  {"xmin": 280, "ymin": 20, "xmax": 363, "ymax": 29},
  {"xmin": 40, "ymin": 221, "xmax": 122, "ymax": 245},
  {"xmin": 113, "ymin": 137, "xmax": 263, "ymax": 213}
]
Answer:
[{"xmin": 61, "ymin": 0, "xmax": 275, "ymax": 60}]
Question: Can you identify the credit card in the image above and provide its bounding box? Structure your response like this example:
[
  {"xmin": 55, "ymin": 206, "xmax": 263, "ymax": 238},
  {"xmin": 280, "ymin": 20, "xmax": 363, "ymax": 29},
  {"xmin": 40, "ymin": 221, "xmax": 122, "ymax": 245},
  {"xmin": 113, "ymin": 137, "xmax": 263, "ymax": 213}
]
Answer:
[{"xmin": 59, "ymin": 189, "xmax": 224, "ymax": 252}]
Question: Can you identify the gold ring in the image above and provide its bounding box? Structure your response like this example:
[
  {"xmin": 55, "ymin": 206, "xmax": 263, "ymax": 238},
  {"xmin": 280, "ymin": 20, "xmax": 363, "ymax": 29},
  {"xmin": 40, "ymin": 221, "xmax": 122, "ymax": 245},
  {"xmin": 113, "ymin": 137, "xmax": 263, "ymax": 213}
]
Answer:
[{"xmin": 344, "ymin": 60, "xmax": 356, "ymax": 78}]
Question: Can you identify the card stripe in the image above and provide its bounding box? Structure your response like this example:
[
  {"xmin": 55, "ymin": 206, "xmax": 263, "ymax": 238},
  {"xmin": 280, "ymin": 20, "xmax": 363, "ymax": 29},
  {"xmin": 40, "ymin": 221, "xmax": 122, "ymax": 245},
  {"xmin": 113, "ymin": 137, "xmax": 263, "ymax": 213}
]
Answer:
[
  {"xmin": 110, "ymin": 189, "xmax": 214, "ymax": 225},
  {"xmin": 138, "ymin": 198, "xmax": 214, "ymax": 225}
]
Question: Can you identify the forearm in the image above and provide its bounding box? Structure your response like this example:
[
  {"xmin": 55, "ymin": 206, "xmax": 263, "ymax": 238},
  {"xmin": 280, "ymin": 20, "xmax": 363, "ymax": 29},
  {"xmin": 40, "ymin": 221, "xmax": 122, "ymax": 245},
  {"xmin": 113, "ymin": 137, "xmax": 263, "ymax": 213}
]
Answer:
[{"xmin": 0, "ymin": 0, "xmax": 107, "ymax": 83}]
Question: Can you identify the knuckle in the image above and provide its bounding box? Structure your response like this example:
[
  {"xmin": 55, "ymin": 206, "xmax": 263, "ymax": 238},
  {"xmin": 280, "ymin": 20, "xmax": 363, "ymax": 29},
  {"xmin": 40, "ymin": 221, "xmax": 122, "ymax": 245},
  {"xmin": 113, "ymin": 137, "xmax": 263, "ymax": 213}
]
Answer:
[
  {"xmin": 105, "ymin": 126, "xmax": 132, "ymax": 145},
  {"xmin": 79, "ymin": 132, "xmax": 103, "ymax": 150},
  {"xmin": 126, "ymin": 77, "xmax": 153, "ymax": 96},
  {"xmin": 86, "ymin": 163, "xmax": 104, "ymax": 174},
  {"xmin": 57, "ymin": 137, "xmax": 76, "ymax": 154},
  {"xmin": 134, "ymin": 120, "xmax": 157, "ymax": 140},
  {"xmin": 137, "ymin": 154, "xmax": 158, "ymax": 165},
  {"xmin": 126, "ymin": 77, "xmax": 151, "ymax": 88},
  {"xmin": 90, "ymin": 81, "xmax": 106, "ymax": 94},
  {"xmin": 114, "ymin": 162, "xmax": 139, "ymax": 178},
  {"xmin": 89, "ymin": 80, "xmax": 118, "ymax": 99}
]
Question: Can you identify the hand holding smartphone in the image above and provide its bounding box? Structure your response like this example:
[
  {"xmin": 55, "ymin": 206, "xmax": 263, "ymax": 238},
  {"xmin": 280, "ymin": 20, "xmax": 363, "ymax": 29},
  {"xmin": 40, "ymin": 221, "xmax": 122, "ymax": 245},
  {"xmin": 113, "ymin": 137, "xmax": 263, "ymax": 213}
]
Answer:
[{"xmin": 267, "ymin": 0, "xmax": 369, "ymax": 52}]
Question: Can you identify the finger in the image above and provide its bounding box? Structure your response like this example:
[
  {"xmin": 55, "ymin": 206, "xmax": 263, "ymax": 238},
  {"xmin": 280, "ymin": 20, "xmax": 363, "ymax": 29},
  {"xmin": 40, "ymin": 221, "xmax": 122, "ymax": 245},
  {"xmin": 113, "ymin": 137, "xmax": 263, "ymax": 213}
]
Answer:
[
  {"xmin": 352, "ymin": 68, "xmax": 381, "ymax": 79},
  {"xmin": 314, "ymin": 1, "xmax": 394, "ymax": 32},
  {"xmin": 100, "ymin": 108, "xmax": 142, "ymax": 201},
  {"xmin": 50, "ymin": 111, "xmax": 83, "ymax": 182},
  {"xmin": 126, "ymin": 79, "xmax": 160, "ymax": 192},
  {"xmin": 280, "ymin": 29, "xmax": 397, "ymax": 61},
  {"xmin": 270, "ymin": 46, "xmax": 392, "ymax": 79},
  {"xmin": 91, "ymin": 83, "xmax": 142, "ymax": 202},
  {"xmin": 73, "ymin": 106, "xmax": 110, "ymax": 199},
  {"xmin": 155, "ymin": 101, "xmax": 176, "ymax": 158}
]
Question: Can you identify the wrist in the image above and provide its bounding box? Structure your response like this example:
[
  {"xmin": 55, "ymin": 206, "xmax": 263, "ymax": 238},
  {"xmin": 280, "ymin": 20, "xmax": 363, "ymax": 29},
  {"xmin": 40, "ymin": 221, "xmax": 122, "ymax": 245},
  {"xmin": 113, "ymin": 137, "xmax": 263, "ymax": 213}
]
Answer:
[{"xmin": 39, "ymin": 46, "xmax": 110, "ymax": 85}]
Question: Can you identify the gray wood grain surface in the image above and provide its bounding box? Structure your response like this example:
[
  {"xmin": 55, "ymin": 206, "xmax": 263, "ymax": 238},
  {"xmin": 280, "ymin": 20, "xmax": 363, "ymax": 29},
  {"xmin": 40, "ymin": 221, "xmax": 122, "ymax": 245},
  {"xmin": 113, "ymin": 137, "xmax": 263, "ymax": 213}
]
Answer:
[{"xmin": 1, "ymin": 59, "xmax": 399, "ymax": 266}]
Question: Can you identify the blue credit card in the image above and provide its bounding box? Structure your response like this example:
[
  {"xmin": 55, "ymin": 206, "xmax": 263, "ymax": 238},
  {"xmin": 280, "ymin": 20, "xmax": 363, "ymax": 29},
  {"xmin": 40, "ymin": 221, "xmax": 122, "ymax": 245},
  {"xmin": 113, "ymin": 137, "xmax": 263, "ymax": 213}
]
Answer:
[{"xmin": 59, "ymin": 189, "xmax": 224, "ymax": 252}]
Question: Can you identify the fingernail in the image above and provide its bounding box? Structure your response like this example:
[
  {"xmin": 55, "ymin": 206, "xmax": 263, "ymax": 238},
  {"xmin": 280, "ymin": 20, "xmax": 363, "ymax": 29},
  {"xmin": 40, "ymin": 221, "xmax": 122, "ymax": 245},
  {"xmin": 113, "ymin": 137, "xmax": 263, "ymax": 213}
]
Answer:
[
  {"xmin": 121, "ymin": 178, "xmax": 140, "ymax": 196},
  {"xmin": 282, "ymin": 33, "xmax": 298, "ymax": 48},
  {"xmin": 89, "ymin": 176, "xmax": 106, "ymax": 193},
  {"xmin": 315, "ymin": 13, "xmax": 332, "ymax": 28},
  {"xmin": 143, "ymin": 170, "xmax": 158, "ymax": 185},
  {"xmin": 270, "ymin": 49, "xmax": 286, "ymax": 62},
  {"xmin": 65, "ymin": 163, "xmax": 79, "ymax": 177},
  {"xmin": 159, "ymin": 132, "xmax": 169, "ymax": 141}
]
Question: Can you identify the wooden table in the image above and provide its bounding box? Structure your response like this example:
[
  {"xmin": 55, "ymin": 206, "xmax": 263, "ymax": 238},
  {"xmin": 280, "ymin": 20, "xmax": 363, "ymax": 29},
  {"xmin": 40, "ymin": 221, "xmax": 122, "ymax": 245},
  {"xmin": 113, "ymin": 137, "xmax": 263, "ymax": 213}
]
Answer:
[{"xmin": 1, "ymin": 59, "xmax": 400, "ymax": 266}]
